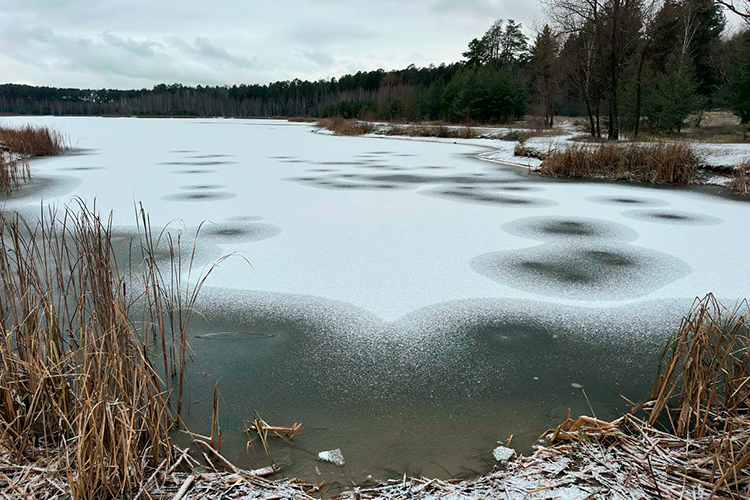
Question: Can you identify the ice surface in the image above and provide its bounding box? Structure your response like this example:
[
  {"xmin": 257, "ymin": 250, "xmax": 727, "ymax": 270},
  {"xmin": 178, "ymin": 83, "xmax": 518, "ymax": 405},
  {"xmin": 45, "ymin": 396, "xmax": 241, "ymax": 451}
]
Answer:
[{"xmin": 2, "ymin": 117, "xmax": 749, "ymax": 322}]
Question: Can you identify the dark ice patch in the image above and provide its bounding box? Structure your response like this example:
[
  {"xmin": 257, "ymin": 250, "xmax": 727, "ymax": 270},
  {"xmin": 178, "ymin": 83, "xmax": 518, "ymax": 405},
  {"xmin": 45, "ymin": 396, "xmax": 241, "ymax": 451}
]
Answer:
[
  {"xmin": 621, "ymin": 209, "xmax": 723, "ymax": 226},
  {"xmin": 471, "ymin": 244, "xmax": 690, "ymax": 300},
  {"xmin": 161, "ymin": 191, "xmax": 237, "ymax": 202},
  {"xmin": 502, "ymin": 216, "xmax": 639, "ymax": 242},
  {"xmin": 585, "ymin": 195, "xmax": 670, "ymax": 208}
]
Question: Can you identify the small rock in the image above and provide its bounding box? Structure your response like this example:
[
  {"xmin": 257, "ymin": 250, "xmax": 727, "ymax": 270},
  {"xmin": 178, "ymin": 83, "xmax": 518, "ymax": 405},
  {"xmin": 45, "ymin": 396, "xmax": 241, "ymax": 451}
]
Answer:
[
  {"xmin": 315, "ymin": 466, "xmax": 321, "ymax": 475},
  {"xmin": 318, "ymin": 448, "xmax": 345, "ymax": 466},
  {"xmin": 571, "ymin": 383, "xmax": 583, "ymax": 389},
  {"xmin": 492, "ymin": 445, "xmax": 516, "ymax": 463}
]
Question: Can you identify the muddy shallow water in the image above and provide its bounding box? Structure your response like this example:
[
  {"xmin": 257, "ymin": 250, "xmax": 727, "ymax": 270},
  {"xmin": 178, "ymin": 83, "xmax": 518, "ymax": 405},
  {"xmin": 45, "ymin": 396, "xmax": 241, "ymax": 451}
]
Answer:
[{"xmin": 2, "ymin": 117, "xmax": 749, "ymax": 485}]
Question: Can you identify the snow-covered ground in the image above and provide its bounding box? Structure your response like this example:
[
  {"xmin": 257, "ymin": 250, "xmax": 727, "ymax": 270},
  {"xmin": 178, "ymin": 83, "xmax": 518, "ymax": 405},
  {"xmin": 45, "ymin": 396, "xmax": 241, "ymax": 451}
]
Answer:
[
  {"xmin": 360, "ymin": 120, "xmax": 750, "ymax": 175},
  {"xmin": 2, "ymin": 116, "xmax": 749, "ymax": 483}
]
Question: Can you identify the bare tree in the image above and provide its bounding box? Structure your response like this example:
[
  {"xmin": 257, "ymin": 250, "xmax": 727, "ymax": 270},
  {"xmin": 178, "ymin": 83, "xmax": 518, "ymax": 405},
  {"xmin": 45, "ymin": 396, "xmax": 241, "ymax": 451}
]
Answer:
[
  {"xmin": 543, "ymin": 0, "xmax": 647, "ymax": 140},
  {"xmin": 716, "ymin": 1, "xmax": 750, "ymax": 22}
]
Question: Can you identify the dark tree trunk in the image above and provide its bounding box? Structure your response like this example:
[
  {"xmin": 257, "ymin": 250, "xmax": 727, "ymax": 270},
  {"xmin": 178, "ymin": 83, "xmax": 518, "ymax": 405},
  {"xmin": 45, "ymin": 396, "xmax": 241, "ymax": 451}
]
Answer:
[{"xmin": 583, "ymin": 91, "xmax": 597, "ymax": 137}]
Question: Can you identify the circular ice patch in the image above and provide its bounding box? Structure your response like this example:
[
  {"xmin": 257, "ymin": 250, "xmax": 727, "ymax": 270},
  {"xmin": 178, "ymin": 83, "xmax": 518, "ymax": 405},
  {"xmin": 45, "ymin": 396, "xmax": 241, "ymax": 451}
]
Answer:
[
  {"xmin": 200, "ymin": 221, "xmax": 282, "ymax": 243},
  {"xmin": 621, "ymin": 209, "xmax": 723, "ymax": 226},
  {"xmin": 502, "ymin": 216, "xmax": 639, "ymax": 243},
  {"xmin": 161, "ymin": 191, "xmax": 237, "ymax": 202},
  {"xmin": 585, "ymin": 195, "xmax": 671, "ymax": 208},
  {"xmin": 471, "ymin": 243, "xmax": 690, "ymax": 300}
]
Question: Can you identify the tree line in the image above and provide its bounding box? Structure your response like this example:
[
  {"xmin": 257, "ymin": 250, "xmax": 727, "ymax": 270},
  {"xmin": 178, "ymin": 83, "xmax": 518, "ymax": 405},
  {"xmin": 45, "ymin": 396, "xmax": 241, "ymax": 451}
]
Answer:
[{"xmin": 1, "ymin": 0, "xmax": 748, "ymax": 137}]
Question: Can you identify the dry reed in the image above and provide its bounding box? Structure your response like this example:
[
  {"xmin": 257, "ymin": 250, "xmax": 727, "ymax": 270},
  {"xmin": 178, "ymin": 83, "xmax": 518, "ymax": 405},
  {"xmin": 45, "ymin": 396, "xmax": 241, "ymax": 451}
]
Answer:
[
  {"xmin": 727, "ymin": 161, "xmax": 749, "ymax": 196},
  {"xmin": 316, "ymin": 117, "xmax": 374, "ymax": 136},
  {"xmin": 0, "ymin": 152, "xmax": 29, "ymax": 195},
  {"xmin": 551, "ymin": 294, "xmax": 750, "ymax": 499},
  {"xmin": 0, "ymin": 124, "xmax": 66, "ymax": 195},
  {"xmin": 540, "ymin": 143, "xmax": 699, "ymax": 184},
  {"xmin": 0, "ymin": 124, "xmax": 67, "ymax": 157},
  {"xmin": 381, "ymin": 124, "xmax": 476, "ymax": 139},
  {"xmin": 0, "ymin": 202, "xmax": 217, "ymax": 499}
]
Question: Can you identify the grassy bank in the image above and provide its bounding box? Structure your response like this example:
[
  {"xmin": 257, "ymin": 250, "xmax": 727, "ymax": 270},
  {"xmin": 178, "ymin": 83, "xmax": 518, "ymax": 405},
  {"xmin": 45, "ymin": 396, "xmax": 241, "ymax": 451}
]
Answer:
[
  {"xmin": 0, "ymin": 124, "xmax": 67, "ymax": 194},
  {"xmin": 316, "ymin": 117, "xmax": 375, "ymax": 136},
  {"xmin": 316, "ymin": 117, "xmax": 479, "ymax": 139},
  {"xmin": 0, "ymin": 124, "xmax": 66, "ymax": 157},
  {"xmin": 539, "ymin": 143, "xmax": 699, "ymax": 185}
]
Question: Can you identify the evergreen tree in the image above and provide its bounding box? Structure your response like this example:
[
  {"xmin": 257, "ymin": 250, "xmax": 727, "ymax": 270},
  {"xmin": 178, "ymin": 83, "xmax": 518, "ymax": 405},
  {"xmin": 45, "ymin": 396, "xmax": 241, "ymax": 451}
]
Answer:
[
  {"xmin": 500, "ymin": 20, "xmax": 530, "ymax": 69},
  {"xmin": 463, "ymin": 38, "xmax": 486, "ymax": 67},
  {"xmin": 643, "ymin": 56, "xmax": 707, "ymax": 131}
]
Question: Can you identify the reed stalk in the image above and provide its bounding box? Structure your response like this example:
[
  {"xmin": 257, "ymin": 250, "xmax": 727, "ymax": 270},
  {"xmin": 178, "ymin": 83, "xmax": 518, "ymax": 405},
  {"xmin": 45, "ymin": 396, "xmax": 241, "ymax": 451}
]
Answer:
[{"xmin": 0, "ymin": 202, "xmax": 215, "ymax": 499}]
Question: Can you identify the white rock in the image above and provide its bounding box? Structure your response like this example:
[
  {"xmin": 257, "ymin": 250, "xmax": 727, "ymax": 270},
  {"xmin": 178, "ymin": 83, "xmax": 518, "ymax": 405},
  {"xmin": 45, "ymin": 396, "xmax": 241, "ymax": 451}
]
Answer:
[
  {"xmin": 318, "ymin": 448, "xmax": 345, "ymax": 466},
  {"xmin": 493, "ymin": 445, "xmax": 516, "ymax": 463},
  {"xmin": 571, "ymin": 383, "xmax": 583, "ymax": 389}
]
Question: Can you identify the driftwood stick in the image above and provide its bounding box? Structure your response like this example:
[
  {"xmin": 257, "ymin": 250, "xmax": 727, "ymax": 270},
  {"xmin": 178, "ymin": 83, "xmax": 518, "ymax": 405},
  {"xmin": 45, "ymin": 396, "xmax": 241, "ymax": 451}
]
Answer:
[{"xmin": 173, "ymin": 474, "xmax": 194, "ymax": 500}]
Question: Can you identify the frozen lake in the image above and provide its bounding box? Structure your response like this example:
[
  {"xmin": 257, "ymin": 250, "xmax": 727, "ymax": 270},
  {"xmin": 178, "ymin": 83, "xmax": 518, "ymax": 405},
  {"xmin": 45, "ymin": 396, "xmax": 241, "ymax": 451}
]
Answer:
[{"xmin": 3, "ymin": 116, "xmax": 749, "ymax": 486}]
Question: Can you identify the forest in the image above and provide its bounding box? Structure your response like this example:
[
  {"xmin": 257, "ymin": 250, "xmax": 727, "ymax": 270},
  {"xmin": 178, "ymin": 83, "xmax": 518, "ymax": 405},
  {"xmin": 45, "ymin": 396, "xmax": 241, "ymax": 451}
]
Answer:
[{"xmin": 1, "ymin": 0, "xmax": 749, "ymax": 138}]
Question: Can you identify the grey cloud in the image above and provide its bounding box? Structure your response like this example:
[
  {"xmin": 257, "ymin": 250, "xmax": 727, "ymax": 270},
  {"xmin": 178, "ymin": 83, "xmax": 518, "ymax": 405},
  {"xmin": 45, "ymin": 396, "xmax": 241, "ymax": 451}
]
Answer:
[
  {"xmin": 0, "ymin": 0, "xmax": 544, "ymax": 88},
  {"xmin": 0, "ymin": 27, "xmax": 261, "ymax": 86}
]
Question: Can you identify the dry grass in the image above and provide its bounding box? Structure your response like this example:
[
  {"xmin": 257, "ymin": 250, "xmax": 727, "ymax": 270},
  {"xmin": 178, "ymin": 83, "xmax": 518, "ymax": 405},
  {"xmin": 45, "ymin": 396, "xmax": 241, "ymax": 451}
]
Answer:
[
  {"xmin": 634, "ymin": 125, "xmax": 750, "ymax": 144},
  {"xmin": 381, "ymin": 124, "xmax": 476, "ymax": 139},
  {"xmin": 285, "ymin": 117, "xmax": 317, "ymax": 123},
  {"xmin": 0, "ymin": 124, "xmax": 67, "ymax": 157},
  {"xmin": 727, "ymin": 161, "xmax": 750, "ymax": 196},
  {"xmin": 539, "ymin": 143, "xmax": 698, "ymax": 184},
  {"xmin": 0, "ymin": 153, "xmax": 29, "ymax": 195},
  {"xmin": 552, "ymin": 293, "xmax": 750, "ymax": 498},
  {"xmin": 316, "ymin": 117, "xmax": 374, "ymax": 136},
  {"xmin": 0, "ymin": 124, "xmax": 66, "ymax": 195},
  {"xmin": 500, "ymin": 129, "xmax": 565, "ymax": 142},
  {"xmin": 0, "ymin": 203, "xmax": 217, "ymax": 499}
]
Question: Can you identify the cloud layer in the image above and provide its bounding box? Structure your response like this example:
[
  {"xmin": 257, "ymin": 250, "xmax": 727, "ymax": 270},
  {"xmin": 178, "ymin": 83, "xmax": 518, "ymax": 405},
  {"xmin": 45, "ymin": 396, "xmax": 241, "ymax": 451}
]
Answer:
[{"xmin": 0, "ymin": 0, "xmax": 543, "ymax": 89}]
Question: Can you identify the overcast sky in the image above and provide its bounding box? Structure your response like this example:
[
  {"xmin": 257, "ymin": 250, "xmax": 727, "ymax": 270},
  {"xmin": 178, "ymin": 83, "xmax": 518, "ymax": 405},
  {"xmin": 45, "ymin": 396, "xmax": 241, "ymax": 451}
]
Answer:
[{"xmin": 0, "ymin": 0, "xmax": 547, "ymax": 89}]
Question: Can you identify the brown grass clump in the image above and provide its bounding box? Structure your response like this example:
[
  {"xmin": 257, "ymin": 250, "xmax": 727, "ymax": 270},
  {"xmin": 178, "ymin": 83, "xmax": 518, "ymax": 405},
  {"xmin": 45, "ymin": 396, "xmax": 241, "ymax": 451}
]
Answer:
[
  {"xmin": 316, "ymin": 116, "xmax": 374, "ymax": 136},
  {"xmin": 0, "ymin": 124, "xmax": 66, "ymax": 195},
  {"xmin": 727, "ymin": 161, "xmax": 749, "ymax": 196},
  {"xmin": 286, "ymin": 116, "xmax": 318, "ymax": 123},
  {"xmin": 0, "ymin": 124, "xmax": 67, "ymax": 157},
  {"xmin": 382, "ymin": 124, "xmax": 476, "ymax": 139},
  {"xmin": 0, "ymin": 203, "xmax": 214, "ymax": 499},
  {"xmin": 540, "ymin": 143, "xmax": 698, "ymax": 184}
]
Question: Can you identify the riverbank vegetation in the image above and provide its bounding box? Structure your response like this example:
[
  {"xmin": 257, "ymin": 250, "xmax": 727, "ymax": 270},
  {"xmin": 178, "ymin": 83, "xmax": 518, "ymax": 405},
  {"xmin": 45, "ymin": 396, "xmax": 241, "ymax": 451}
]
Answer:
[
  {"xmin": 316, "ymin": 116, "xmax": 374, "ymax": 136},
  {"xmin": 0, "ymin": 124, "xmax": 66, "ymax": 157},
  {"xmin": 539, "ymin": 143, "xmax": 699, "ymax": 184},
  {"xmin": 728, "ymin": 160, "xmax": 750, "ymax": 194},
  {"xmin": 0, "ymin": 152, "xmax": 28, "ymax": 195},
  {"xmin": 0, "ymin": 124, "xmax": 66, "ymax": 194},
  {"xmin": 0, "ymin": 204, "xmax": 214, "ymax": 499}
]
